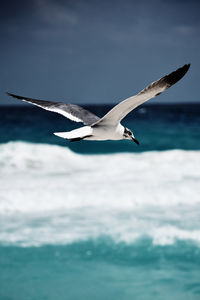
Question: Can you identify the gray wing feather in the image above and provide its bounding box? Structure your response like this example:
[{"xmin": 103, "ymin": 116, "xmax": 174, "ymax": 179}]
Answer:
[
  {"xmin": 7, "ymin": 93, "xmax": 100, "ymax": 125},
  {"xmin": 97, "ymin": 64, "xmax": 190, "ymax": 125}
]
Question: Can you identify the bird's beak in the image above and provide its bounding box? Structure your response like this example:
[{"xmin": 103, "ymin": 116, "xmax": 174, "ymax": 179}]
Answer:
[{"xmin": 132, "ymin": 137, "xmax": 140, "ymax": 145}]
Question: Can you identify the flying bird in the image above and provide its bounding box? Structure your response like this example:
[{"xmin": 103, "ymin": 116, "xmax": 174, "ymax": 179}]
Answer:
[{"xmin": 8, "ymin": 64, "xmax": 190, "ymax": 145}]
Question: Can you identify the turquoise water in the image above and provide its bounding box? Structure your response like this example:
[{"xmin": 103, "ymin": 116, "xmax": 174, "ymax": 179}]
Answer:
[
  {"xmin": 1, "ymin": 240, "xmax": 200, "ymax": 300},
  {"xmin": 0, "ymin": 104, "xmax": 200, "ymax": 299},
  {"xmin": 1, "ymin": 104, "xmax": 200, "ymax": 153}
]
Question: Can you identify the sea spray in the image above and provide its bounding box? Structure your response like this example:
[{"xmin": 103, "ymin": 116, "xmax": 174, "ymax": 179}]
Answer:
[{"xmin": 0, "ymin": 142, "xmax": 200, "ymax": 247}]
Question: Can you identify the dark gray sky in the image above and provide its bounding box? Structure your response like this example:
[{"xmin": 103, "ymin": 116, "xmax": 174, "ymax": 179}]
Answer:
[{"xmin": 0, "ymin": 0, "xmax": 199, "ymax": 105}]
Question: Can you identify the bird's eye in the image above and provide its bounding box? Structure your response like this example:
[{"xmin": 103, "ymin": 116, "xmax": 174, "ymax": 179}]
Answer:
[
  {"xmin": 125, "ymin": 128, "xmax": 129, "ymax": 134},
  {"xmin": 125, "ymin": 128, "xmax": 131, "ymax": 135}
]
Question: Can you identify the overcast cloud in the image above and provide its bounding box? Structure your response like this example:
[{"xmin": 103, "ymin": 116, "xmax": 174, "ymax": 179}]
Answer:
[{"xmin": 0, "ymin": 0, "xmax": 199, "ymax": 104}]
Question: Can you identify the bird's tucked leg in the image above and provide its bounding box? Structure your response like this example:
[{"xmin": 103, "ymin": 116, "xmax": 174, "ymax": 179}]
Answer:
[{"xmin": 70, "ymin": 135, "xmax": 92, "ymax": 142}]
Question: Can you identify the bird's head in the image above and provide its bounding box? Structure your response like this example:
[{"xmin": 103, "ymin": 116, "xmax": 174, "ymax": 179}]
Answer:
[{"xmin": 123, "ymin": 127, "xmax": 139, "ymax": 145}]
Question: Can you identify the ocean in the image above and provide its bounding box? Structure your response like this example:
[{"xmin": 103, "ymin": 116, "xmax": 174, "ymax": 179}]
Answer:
[{"xmin": 0, "ymin": 103, "xmax": 200, "ymax": 300}]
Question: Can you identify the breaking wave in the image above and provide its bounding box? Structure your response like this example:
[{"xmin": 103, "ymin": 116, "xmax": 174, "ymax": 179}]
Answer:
[{"xmin": 0, "ymin": 141, "xmax": 200, "ymax": 247}]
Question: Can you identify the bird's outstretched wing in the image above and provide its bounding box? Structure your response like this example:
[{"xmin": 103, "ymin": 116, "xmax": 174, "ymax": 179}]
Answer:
[
  {"xmin": 97, "ymin": 64, "xmax": 190, "ymax": 126},
  {"xmin": 7, "ymin": 93, "xmax": 100, "ymax": 126}
]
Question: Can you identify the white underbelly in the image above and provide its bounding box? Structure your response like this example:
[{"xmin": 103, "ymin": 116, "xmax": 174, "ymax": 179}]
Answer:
[{"xmin": 85, "ymin": 124, "xmax": 124, "ymax": 141}]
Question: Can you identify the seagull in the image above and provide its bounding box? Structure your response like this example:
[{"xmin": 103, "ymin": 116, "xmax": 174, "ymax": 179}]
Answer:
[{"xmin": 8, "ymin": 64, "xmax": 190, "ymax": 145}]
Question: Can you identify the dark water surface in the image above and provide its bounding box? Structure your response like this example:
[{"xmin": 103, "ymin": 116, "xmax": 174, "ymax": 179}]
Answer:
[{"xmin": 1, "ymin": 103, "xmax": 200, "ymax": 152}]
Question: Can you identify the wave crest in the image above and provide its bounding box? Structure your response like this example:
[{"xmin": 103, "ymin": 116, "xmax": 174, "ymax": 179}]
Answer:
[{"xmin": 0, "ymin": 142, "xmax": 200, "ymax": 247}]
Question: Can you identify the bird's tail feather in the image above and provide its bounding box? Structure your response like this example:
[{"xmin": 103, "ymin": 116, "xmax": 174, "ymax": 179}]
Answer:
[
  {"xmin": 53, "ymin": 132, "xmax": 71, "ymax": 139},
  {"xmin": 54, "ymin": 126, "xmax": 92, "ymax": 140}
]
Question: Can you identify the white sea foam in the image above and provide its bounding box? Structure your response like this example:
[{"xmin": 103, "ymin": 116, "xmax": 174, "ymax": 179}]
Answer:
[{"xmin": 0, "ymin": 141, "xmax": 200, "ymax": 247}]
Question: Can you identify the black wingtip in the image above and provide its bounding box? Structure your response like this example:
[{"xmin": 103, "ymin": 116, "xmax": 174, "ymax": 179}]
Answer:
[
  {"xmin": 164, "ymin": 63, "xmax": 191, "ymax": 86},
  {"xmin": 7, "ymin": 92, "xmax": 24, "ymax": 100}
]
